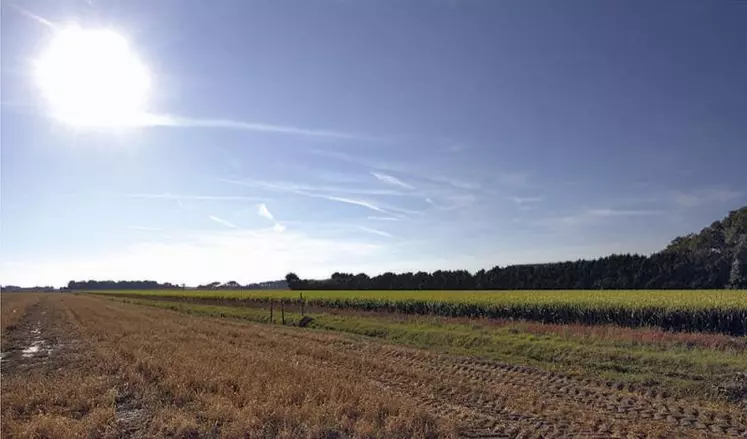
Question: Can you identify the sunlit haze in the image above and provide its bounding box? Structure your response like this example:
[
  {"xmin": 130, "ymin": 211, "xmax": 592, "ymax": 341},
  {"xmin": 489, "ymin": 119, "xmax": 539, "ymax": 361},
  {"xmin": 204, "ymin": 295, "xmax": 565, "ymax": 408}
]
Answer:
[{"xmin": 34, "ymin": 25, "xmax": 150, "ymax": 128}]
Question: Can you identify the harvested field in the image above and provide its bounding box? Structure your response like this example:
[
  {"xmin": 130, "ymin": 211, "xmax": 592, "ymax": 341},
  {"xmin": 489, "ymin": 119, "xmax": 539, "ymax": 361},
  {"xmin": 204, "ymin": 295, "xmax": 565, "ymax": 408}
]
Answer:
[
  {"xmin": 112, "ymin": 296, "xmax": 747, "ymax": 404},
  {"xmin": 3, "ymin": 293, "xmax": 746, "ymax": 438},
  {"xmin": 2, "ymin": 294, "xmax": 448, "ymax": 438}
]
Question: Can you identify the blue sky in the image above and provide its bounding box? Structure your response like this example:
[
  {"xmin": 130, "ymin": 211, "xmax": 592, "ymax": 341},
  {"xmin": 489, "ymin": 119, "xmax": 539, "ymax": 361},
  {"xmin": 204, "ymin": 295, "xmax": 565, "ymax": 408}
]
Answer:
[{"xmin": 2, "ymin": 0, "xmax": 746, "ymax": 286}]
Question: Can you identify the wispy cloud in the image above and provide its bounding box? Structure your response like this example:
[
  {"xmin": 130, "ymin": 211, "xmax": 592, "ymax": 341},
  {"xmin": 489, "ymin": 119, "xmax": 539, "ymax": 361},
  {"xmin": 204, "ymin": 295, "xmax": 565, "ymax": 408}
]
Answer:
[
  {"xmin": 310, "ymin": 149, "xmax": 485, "ymax": 193},
  {"xmin": 426, "ymin": 194, "xmax": 477, "ymax": 211},
  {"xmin": 221, "ymin": 179, "xmax": 389, "ymax": 214},
  {"xmin": 357, "ymin": 226, "xmax": 393, "ymax": 238},
  {"xmin": 324, "ymin": 196, "xmax": 386, "ymax": 213},
  {"xmin": 220, "ymin": 178, "xmax": 407, "ymax": 197},
  {"xmin": 670, "ymin": 188, "xmax": 742, "ymax": 208},
  {"xmin": 367, "ymin": 216, "xmax": 400, "ymax": 221},
  {"xmin": 209, "ymin": 215, "xmax": 240, "ymax": 229},
  {"xmin": 371, "ymin": 172, "xmax": 414, "ymax": 189},
  {"xmin": 257, "ymin": 203, "xmax": 274, "ymax": 220},
  {"xmin": 430, "ymin": 176, "xmax": 481, "ymax": 190},
  {"xmin": 220, "ymin": 174, "xmax": 481, "ymax": 219},
  {"xmin": 9, "ymin": 3, "xmax": 56, "ymax": 29},
  {"xmin": 536, "ymin": 208, "xmax": 664, "ymax": 228},
  {"xmin": 126, "ymin": 226, "xmax": 163, "ymax": 232},
  {"xmin": 127, "ymin": 193, "xmax": 262, "ymax": 201},
  {"xmin": 256, "ymin": 203, "xmax": 286, "ymax": 232},
  {"xmin": 588, "ymin": 208, "xmax": 664, "ymax": 217},
  {"xmin": 303, "ymin": 150, "xmax": 490, "ymax": 215},
  {"xmin": 140, "ymin": 113, "xmax": 377, "ymax": 141},
  {"xmin": 508, "ymin": 196, "xmax": 542, "ymax": 205}
]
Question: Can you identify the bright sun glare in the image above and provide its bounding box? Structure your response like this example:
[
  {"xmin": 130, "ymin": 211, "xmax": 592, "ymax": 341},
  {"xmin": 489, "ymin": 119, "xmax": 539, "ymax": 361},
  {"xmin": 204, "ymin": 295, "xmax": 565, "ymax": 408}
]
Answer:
[{"xmin": 34, "ymin": 25, "xmax": 150, "ymax": 129}]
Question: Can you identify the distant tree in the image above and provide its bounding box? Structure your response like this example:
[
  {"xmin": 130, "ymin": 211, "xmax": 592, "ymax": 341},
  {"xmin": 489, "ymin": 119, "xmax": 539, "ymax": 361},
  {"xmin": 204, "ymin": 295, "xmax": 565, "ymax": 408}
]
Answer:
[
  {"xmin": 285, "ymin": 273, "xmax": 301, "ymax": 289},
  {"xmin": 353, "ymin": 273, "xmax": 370, "ymax": 289},
  {"xmin": 330, "ymin": 272, "xmax": 354, "ymax": 289},
  {"xmin": 728, "ymin": 237, "xmax": 747, "ymax": 289},
  {"xmin": 413, "ymin": 271, "xmax": 430, "ymax": 289}
]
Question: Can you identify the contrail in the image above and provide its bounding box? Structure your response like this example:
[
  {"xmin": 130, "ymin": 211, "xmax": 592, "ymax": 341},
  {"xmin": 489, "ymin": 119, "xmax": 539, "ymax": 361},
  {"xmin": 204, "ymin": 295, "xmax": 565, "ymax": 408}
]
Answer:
[
  {"xmin": 209, "ymin": 215, "xmax": 240, "ymax": 230},
  {"xmin": 141, "ymin": 113, "xmax": 378, "ymax": 141},
  {"xmin": 372, "ymin": 171, "xmax": 414, "ymax": 190},
  {"xmin": 257, "ymin": 203, "xmax": 274, "ymax": 220},
  {"xmin": 8, "ymin": 3, "xmax": 57, "ymax": 29},
  {"xmin": 220, "ymin": 178, "xmax": 390, "ymax": 213},
  {"xmin": 357, "ymin": 226, "xmax": 393, "ymax": 238},
  {"xmin": 323, "ymin": 195, "xmax": 386, "ymax": 213},
  {"xmin": 125, "ymin": 193, "xmax": 262, "ymax": 201}
]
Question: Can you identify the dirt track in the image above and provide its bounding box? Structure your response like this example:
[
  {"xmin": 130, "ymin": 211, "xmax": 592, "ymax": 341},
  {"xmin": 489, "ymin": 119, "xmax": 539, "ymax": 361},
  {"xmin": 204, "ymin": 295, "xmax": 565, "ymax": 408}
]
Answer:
[
  {"xmin": 1, "ymin": 296, "xmax": 66, "ymax": 373},
  {"xmin": 2, "ymin": 294, "xmax": 746, "ymax": 438}
]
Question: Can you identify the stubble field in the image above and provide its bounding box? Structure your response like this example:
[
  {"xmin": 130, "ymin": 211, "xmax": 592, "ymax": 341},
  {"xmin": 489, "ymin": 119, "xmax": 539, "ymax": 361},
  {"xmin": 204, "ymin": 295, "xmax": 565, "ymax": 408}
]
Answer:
[{"xmin": 2, "ymin": 292, "xmax": 746, "ymax": 438}]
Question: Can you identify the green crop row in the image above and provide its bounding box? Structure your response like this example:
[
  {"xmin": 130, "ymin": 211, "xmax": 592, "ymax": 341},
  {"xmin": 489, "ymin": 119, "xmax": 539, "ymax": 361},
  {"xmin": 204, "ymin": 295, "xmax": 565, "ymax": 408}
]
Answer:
[{"xmin": 89, "ymin": 289, "xmax": 747, "ymax": 335}]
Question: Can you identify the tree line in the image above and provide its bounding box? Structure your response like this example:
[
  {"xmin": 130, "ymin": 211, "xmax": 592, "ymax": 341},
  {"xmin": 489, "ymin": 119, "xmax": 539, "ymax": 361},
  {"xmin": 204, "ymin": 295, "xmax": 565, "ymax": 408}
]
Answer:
[
  {"xmin": 286, "ymin": 207, "xmax": 747, "ymax": 290},
  {"xmin": 63, "ymin": 279, "xmax": 288, "ymax": 291},
  {"xmin": 2, "ymin": 285, "xmax": 57, "ymax": 292},
  {"xmin": 65, "ymin": 280, "xmax": 184, "ymax": 290},
  {"xmin": 61, "ymin": 207, "xmax": 747, "ymax": 292},
  {"xmin": 196, "ymin": 280, "xmax": 288, "ymax": 290}
]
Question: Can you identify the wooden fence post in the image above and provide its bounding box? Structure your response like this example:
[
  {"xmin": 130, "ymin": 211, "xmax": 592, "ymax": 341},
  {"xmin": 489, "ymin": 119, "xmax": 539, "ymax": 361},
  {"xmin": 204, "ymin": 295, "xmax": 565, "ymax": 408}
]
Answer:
[
  {"xmin": 300, "ymin": 293, "xmax": 305, "ymax": 316},
  {"xmin": 281, "ymin": 300, "xmax": 286, "ymax": 325}
]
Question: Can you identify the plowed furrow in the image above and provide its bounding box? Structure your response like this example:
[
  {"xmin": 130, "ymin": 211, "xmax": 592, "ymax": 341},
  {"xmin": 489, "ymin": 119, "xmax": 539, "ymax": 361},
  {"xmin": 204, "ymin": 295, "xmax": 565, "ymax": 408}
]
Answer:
[{"xmin": 346, "ymin": 343, "xmax": 746, "ymax": 437}]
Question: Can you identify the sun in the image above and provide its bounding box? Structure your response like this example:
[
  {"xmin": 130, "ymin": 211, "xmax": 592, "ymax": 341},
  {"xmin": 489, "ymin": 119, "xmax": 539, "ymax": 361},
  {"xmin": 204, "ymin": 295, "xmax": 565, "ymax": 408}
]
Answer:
[{"xmin": 34, "ymin": 25, "xmax": 150, "ymax": 129}]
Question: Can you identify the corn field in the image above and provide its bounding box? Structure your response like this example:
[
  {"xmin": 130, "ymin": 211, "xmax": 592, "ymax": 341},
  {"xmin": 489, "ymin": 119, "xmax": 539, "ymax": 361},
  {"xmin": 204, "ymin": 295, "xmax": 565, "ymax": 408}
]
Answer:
[{"xmin": 92, "ymin": 289, "xmax": 747, "ymax": 335}]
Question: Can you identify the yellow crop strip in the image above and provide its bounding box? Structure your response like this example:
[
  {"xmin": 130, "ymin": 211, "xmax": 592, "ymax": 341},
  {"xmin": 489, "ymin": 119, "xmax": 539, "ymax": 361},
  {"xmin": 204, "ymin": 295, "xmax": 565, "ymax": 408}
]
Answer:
[{"xmin": 93, "ymin": 289, "xmax": 747, "ymax": 310}]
